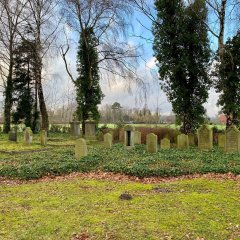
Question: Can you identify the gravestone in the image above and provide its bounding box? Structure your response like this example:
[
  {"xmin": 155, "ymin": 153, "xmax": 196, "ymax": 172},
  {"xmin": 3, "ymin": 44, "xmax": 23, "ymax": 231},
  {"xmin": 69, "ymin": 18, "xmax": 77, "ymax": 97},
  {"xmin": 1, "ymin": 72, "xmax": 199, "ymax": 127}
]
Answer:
[
  {"xmin": 177, "ymin": 134, "xmax": 189, "ymax": 149},
  {"xmin": 119, "ymin": 128, "xmax": 125, "ymax": 143},
  {"xmin": 198, "ymin": 125, "xmax": 213, "ymax": 150},
  {"xmin": 188, "ymin": 133, "xmax": 196, "ymax": 146},
  {"xmin": 146, "ymin": 133, "xmax": 158, "ymax": 153},
  {"xmin": 104, "ymin": 133, "xmax": 113, "ymax": 148},
  {"xmin": 218, "ymin": 133, "xmax": 225, "ymax": 150},
  {"xmin": 9, "ymin": 130, "xmax": 17, "ymax": 142},
  {"xmin": 24, "ymin": 127, "xmax": 33, "ymax": 144},
  {"xmin": 161, "ymin": 138, "xmax": 170, "ymax": 150},
  {"xmin": 70, "ymin": 121, "xmax": 81, "ymax": 137},
  {"xmin": 40, "ymin": 130, "xmax": 47, "ymax": 146},
  {"xmin": 225, "ymin": 125, "xmax": 240, "ymax": 153},
  {"xmin": 75, "ymin": 138, "xmax": 88, "ymax": 159},
  {"xmin": 85, "ymin": 112, "xmax": 96, "ymax": 141},
  {"xmin": 124, "ymin": 125, "xmax": 135, "ymax": 149},
  {"xmin": 134, "ymin": 131, "xmax": 141, "ymax": 144}
]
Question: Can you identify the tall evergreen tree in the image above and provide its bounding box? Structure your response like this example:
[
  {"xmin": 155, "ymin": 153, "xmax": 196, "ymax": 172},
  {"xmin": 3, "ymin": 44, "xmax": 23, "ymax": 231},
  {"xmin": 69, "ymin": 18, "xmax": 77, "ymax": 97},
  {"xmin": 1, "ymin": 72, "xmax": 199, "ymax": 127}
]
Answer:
[
  {"xmin": 12, "ymin": 39, "xmax": 39, "ymax": 130},
  {"xmin": 215, "ymin": 31, "xmax": 240, "ymax": 127},
  {"xmin": 153, "ymin": 0, "xmax": 211, "ymax": 133},
  {"xmin": 76, "ymin": 27, "xmax": 104, "ymax": 134}
]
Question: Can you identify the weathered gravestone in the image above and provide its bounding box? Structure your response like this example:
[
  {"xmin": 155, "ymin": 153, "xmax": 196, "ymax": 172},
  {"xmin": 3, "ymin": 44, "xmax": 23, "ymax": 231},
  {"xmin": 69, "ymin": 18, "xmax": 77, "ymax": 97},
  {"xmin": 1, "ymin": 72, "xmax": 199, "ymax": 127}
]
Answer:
[
  {"xmin": 218, "ymin": 133, "xmax": 225, "ymax": 150},
  {"xmin": 161, "ymin": 138, "xmax": 170, "ymax": 150},
  {"xmin": 119, "ymin": 128, "xmax": 125, "ymax": 143},
  {"xmin": 75, "ymin": 138, "xmax": 88, "ymax": 159},
  {"xmin": 198, "ymin": 125, "xmax": 213, "ymax": 151},
  {"xmin": 85, "ymin": 112, "xmax": 96, "ymax": 141},
  {"xmin": 24, "ymin": 127, "xmax": 33, "ymax": 144},
  {"xmin": 9, "ymin": 130, "xmax": 17, "ymax": 142},
  {"xmin": 134, "ymin": 131, "xmax": 141, "ymax": 144},
  {"xmin": 70, "ymin": 121, "xmax": 81, "ymax": 137},
  {"xmin": 188, "ymin": 133, "xmax": 196, "ymax": 146},
  {"xmin": 40, "ymin": 130, "xmax": 47, "ymax": 146},
  {"xmin": 124, "ymin": 125, "xmax": 135, "ymax": 149},
  {"xmin": 104, "ymin": 133, "xmax": 113, "ymax": 148},
  {"xmin": 146, "ymin": 133, "xmax": 158, "ymax": 153},
  {"xmin": 177, "ymin": 134, "xmax": 189, "ymax": 149},
  {"xmin": 225, "ymin": 125, "xmax": 240, "ymax": 153}
]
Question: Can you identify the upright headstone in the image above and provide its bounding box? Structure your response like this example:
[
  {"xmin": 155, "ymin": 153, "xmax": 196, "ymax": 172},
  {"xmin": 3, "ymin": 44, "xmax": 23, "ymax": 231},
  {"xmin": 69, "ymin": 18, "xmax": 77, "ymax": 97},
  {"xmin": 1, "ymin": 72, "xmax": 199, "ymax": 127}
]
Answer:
[
  {"xmin": 198, "ymin": 125, "xmax": 213, "ymax": 151},
  {"xmin": 124, "ymin": 125, "xmax": 135, "ymax": 149},
  {"xmin": 119, "ymin": 128, "xmax": 125, "ymax": 143},
  {"xmin": 146, "ymin": 133, "xmax": 158, "ymax": 153},
  {"xmin": 188, "ymin": 133, "xmax": 196, "ymax": 146},
  {"xmin": 85, "ymin": 112, "xmax": 96, "ymax": 141},
  {"xmin": 134, "ymin": 131, "xmax": 141, "ymax": 144},
  {"xmin": 24, "ymin": 127, "xmax": 33, "ymax": 144},
  {"xmin": 75, "ymin": 138, "xmax": 88, "ymax": 159},
  {"xmin": 177, "ymin": 134, "xmax": 189, "ymax": 149},
  {"xmin": 40, "ymin": 130, "xmax": 47, "ymax": 146},
  {"xmin": 70, "ymin": 121, "xmax": 81, "ymax": 137},
  {"xmin": 8, "ymin": 130, "xmax": 17, "ymax": 142},
  {"xmin": 225, "ymin": 125, "xmax": 240, "ymax": 153},
  {"xmin": 161, "ymin": 138, "xmax": 170, "ymax": 150},
  {"xmin": 104, "ymin": 133, "xmax": 113, "ymax": 148},
  {"xmin": 218, "ymin": 133, "xmax": 225, "ymax": 150}
]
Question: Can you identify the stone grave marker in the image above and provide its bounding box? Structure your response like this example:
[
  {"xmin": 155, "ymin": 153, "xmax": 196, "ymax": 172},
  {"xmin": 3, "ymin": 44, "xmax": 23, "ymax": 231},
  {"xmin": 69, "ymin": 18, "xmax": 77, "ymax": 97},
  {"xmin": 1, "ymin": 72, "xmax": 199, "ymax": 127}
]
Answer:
[
  {"xmin": 24, "ymin": 127, "xmax": 33, "ymax": 144},
  {"xmin": 134, "ymin": 131, "xmax": 141, "ymax": 144},
  {"xmin": 188, "ymin": 133, "xmax": 196, "ymax": 146},
  {"xmin": 9, "ymin": 130, "xmax": 17, "ymax": 142},
  {"xmin": 198, "ymin": 125, "xmax": 213, "ymax": 150},
  {"xmin": 104, "ymin": 133, "xmax": 113, "ymax": 148},
  {"xmin": 85, "ymin": 112, "xmax": 96, "ymax": 141},
  {"xmin": 40, "ymin": 130, "xmax": 47, "ymax": 146},
  {"xmin": 225, "ymin": 125, "xmax": 240, "ymax": 153},
  {"xmin": 75, "ymin": 138, "xmax": 88, "ymax": 159},
  {"xmin": 146, "ymin": 133, "xmax": 158, "ymax": 153},
  {"xmin": 161, "ymin": 138, "xmax": 170, "ymax": 150},
  {"xmin": 177, "ymin": 134, "xmax": 189, "ymax": 149},
  {"xmin": 70, "ymin": 121, "xmax": 81, "ymax": 137},
  {"xmin": 124, "ymin": 125, "xmax": 135, "ymax": 149},
  {"xmin": 119, "ymin": 128, "xmax": 125, "ymax": 143},
  {"xmin": 218, "ymin": 133, "xmax": 225, "ymax": 150}
]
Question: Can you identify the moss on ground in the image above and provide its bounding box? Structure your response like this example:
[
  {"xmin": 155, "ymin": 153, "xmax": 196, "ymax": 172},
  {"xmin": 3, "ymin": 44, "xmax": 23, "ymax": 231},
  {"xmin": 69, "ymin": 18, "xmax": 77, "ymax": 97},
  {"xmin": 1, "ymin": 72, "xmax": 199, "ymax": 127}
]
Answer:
[{"xmin": 0, "ymin": 178, "xmax": 239, "ymax": 239}]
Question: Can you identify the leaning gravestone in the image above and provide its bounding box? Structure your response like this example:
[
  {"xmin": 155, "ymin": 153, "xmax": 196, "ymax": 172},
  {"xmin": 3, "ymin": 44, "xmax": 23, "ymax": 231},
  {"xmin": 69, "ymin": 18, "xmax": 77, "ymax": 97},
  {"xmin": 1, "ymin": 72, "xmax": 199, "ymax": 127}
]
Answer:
[
  {"xmin": 9, "ymin": 130, "xmax": 17, "ymax": 142},
  {"xmin": 75, "ymin": 138, "xmax": 88, "ymax": 159},
  {"xmin": 146, "ymin": 133, "xmax": 158, "ymax": 153},
  {"xmin": 198, "ymin": 125, "xmax": 213, "ymax": 151},
  {"xmin": 177, "ymin": 134, "xmax": 189, "ymax": 149},
  {"xmin": 24, "ymin": 127, "xmax": 33, "ymax": 144},
  {"xmin": 188, "ymin": 133, "xmax": 196, "ymax": 146},
  {"xmin": 104, "ymin": 133, "xmax": 113, "ymax": 148},
  {"xmin": 40, "ymin": 130, "xmax": 47, "ymax": 146},
  {"xmin": 218, "ymin": 133, "xmax": 225, "ymax": 150},
  {"xmin": 225, "ymin": 125, "xmax": 240, "ymax": 153},
  {"xmin": 85, "ymin": 112, "xmax": 96, "ymax": 141},
  {"xmin": 124, "ymin": 125, "xmax": 135, "ymax": 149},
  {"xmin": 161, "ymin": 138, "xmax": 170, "ymax": 150},
  {"xmin": 134, "ymin": 131, "xmax": 141, "ymax": 144}
]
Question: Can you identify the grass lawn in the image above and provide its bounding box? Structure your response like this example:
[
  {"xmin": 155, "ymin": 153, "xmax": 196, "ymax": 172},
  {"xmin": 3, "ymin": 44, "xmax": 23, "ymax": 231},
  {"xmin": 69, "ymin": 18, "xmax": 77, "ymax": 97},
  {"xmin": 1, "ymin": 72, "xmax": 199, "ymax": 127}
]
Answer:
[{"xmin": 0, "ymin": 177, "xmax": 239, "ymax": 239}]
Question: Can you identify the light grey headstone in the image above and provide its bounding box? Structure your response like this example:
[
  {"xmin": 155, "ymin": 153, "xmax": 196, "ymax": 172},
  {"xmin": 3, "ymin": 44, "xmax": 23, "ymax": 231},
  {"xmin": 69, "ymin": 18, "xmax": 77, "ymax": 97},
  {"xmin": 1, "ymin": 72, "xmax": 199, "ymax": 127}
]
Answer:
[
  {"xmin": 75, "ymin": 138, "xmax": 88, "ymax": 159},
  {"xmin": 104, "ymin": 133, "xmax": 113, "ymax": 148},
  {"xmin": 146, "ymin": 133, "xmax": 158, "ymax": 153}
]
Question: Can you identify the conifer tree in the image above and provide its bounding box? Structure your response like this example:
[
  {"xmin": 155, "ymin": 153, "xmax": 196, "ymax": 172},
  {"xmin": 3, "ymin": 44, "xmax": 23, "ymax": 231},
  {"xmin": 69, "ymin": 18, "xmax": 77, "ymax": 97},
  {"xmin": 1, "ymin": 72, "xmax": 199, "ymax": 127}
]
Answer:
[
  {"xmin": 76, "ymin": 28, "xmax": 104, "ymax": 134},
  {"xmin": 153, "ymin": 0, "xmax": 211, "ymax": 133}
]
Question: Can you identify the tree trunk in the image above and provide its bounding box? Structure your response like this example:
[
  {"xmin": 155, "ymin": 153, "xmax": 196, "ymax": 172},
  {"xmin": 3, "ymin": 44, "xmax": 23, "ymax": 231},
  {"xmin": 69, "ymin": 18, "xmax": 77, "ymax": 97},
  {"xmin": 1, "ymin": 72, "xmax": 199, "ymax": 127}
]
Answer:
[{"xmin": 3, "ymin": 49, "xmax": 14, "ymax": 133}]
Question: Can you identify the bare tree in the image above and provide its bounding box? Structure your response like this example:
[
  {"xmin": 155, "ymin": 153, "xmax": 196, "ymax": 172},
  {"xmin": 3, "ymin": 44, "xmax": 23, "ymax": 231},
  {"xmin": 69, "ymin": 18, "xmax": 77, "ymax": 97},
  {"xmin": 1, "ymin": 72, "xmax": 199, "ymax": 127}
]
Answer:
[
  {"xmin": 0, "ymin": 0, "xmax": 28, "ymax": 133},
  {"xmin": 59, "ymin": 0, "xmax": 140, "ymax": 89},
  {"xmin": 24, "ymin": 0, "xmax": 61, "ymax": 130}
]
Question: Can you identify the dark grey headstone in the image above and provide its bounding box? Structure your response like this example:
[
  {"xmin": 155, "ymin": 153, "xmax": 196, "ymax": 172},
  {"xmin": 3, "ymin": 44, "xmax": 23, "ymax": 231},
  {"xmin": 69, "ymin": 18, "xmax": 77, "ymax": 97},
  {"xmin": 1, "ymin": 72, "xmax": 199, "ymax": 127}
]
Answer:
[{"xmin": 9, "ymin": 131, "xmax": 17, "ymax": 142}]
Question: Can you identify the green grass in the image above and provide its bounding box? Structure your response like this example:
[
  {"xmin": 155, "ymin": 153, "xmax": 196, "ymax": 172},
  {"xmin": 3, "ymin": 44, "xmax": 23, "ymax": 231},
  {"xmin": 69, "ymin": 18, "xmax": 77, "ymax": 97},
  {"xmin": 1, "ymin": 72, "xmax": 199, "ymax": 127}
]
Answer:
[
  {"xmin": 0, "ymin": 143, "xmax": 240, "ymax": 180},
  {"xmin": 0, "ymin": 177, "xmax": 239, "ymax": 239}
]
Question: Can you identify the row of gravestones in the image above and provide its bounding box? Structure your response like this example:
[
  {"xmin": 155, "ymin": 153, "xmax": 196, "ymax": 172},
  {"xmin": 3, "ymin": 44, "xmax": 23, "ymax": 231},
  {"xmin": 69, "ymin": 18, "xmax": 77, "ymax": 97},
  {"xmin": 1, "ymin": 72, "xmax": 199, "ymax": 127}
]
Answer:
[
  {"xmin": 75, "ymin": 124, "xmax": 240, "ymax": 159},
  {"xmin": 8, "ymin": 127, "xmax": 47, "ymax": 146}
]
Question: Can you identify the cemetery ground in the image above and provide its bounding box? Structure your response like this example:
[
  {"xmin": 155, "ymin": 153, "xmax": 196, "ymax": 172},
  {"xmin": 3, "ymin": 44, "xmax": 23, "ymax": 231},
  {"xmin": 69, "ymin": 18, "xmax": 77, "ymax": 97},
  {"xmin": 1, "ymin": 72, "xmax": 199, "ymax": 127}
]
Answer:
[{"xmin": 0, "ymin": 132, "xmax": 240, "ymax": 239}]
